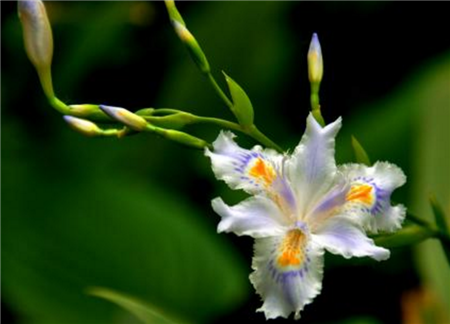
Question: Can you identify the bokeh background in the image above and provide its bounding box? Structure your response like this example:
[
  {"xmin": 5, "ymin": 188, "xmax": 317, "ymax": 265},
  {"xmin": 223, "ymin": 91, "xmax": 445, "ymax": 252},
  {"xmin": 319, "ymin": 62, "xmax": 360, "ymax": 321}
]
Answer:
[{"xmin": 2, "ymin": 1, "xmax": 450, "ymax": 324}]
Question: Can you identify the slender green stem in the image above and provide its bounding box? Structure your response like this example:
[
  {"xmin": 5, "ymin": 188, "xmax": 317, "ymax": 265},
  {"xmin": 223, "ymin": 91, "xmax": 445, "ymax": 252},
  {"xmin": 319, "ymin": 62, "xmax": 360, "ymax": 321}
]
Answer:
[
  {"xmin": 204, "ymin": 73, "xmax": 283, "ymax": 152},
  {"xmin": 406, "ymin": 212, "xmax": 450, "ymax": 244},
  {"xmin": 206, "ymin": 73, "xmax": 233, "ymax": 108},
  {"xmin": 247, "ymin": 125, "xmax": 283, "ymax": 152},
  {"xmin": 192, "ymin": 116, "xmax": 241, "ymax": 132},
  {"xmin": 49, "ymin": 96, "xmax": 71, "ymax": 114},
  {"xmin": 149, "ymin": 108, "xmax": 183, "ymax": 116},
  {"xmin": 193, "ymin": 114, "xmax": 283, "ymax": 152}
]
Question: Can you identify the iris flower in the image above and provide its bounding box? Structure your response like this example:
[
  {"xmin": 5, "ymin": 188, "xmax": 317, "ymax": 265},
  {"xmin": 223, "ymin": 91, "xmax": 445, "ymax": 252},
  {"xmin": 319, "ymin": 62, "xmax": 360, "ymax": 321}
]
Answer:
[{"xmin": 206, "ymin": 114, "xmax": 406, "ymax": 319}]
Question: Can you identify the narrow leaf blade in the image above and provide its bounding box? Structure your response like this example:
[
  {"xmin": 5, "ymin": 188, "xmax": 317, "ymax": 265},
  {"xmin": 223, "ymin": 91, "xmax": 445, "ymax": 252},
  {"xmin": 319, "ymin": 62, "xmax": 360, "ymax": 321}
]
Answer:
[
  {"xmin": 88, "ymin": 287, "xmax": 184, "ymax": 324},
  {"xmin": 223, "ymin": 72, "xmax": 254, "ymax": 127},
  {"xmin": 351, "ymin": 135, "xmax": 371, "ymax": 166}
]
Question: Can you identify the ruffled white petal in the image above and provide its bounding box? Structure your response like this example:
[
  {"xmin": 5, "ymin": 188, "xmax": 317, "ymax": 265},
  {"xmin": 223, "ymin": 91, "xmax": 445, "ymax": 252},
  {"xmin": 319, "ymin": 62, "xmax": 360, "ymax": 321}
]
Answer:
[
  {"xmin": 250, "ymin": 233, "xmax": 324, "ymax": 320},
  {"xmin": 340, "ymin": 161, "xmax": 407, "ymax": 233},
  {"xmin": 205, "ymin": 131, "xmax": 283, "ymax": 195},
  {"xmin": 212, "ymin": 196, "xmax": 288, "ymax": 238},
  {"xmin": 313, "ymin": 216, "xmax": 390, "ymax": 261},
  {"xmin": 286, "ymin": 113, "xmax": 342, "ymax": 216}
]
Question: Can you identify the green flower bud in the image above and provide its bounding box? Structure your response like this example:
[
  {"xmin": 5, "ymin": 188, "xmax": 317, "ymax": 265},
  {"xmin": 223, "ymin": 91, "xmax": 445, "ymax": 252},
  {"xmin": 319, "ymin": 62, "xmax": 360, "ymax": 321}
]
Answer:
[
  {"xmin": 18, "ymin": 0, "xmax": 54, "ymax": 98},
  {"xmin": 223, "ymin": 72, "xmax": 254, "ymax": 128},
  {"xmin": 156, "ymin": 129, "xmax": 209, "ymax": 149},
  {"xmin": 67, "ymin": 104, "xmax": 110, "ymax": 121},
  {"xmin": 172, "ymin": 20, "xmax": 210, "ymax": 74},
  {"xmin": 99, "ymin": 105, "xmax": 148, "ymax": 131},
  {"xmin": 146, "ymin": 113, "xmax": 195, "ymax": 130},
  {"xmin": 164, "ymin": 0, "xmax": 186, "ymax": 26},
  {"xmin": 63, "ymin": 116, "xmax": 103, "ymax": 137},
  {"xmin": 308, "ymin": 33, "xmax": 323, "ymax": 85}
]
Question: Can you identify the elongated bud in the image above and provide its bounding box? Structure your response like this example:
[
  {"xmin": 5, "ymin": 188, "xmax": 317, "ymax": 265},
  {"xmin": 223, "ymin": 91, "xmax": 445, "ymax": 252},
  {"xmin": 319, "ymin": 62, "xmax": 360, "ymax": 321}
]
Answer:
[
  {"xmin": 156, "ymin": 129, "xmax": 209, "ymax": 149},
  {"xmin": 147, "ymin": 113, "xmax": 195, "ymax": 130},
  {"xmin": 308, "ymin": 33, "xmax": 325, "ymax": 126},
  {"xmin": 164, "ymin": 0, "xmax": 186, "ymax": 26},
  {"xmin": 99, "ymin": 105, "xmax": 148, "ymax": 131},
  {"xmin": 308, "ymin": 33, "xmax": 323, "ymax": 85},
  {"xmin": 18, "ymin": 0, "xmax": 54, "ymax": 98},
  {"xmin": 172, "ymin": 20, "xmax": 210, "ymax": 74},
  {"xmin": 63, "ymin": 116, "xmax": 103, "ymax": 137}
]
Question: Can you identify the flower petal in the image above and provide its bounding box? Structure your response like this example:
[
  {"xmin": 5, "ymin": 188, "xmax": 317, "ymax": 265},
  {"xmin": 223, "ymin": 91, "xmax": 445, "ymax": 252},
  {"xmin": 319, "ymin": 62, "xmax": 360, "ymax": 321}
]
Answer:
[
  {"xmin": 286, "ymin": 113, "xmax": 342, "ymax": 215},
  {"xmin": 206, "ymin": 131, "xmax": 298, "ymax": 215},
  {"xmin": 212, "ymin": 196, "xmax": 288, "ymax": 238},
  {"xmin": 250, "ymin": 231, "xmax": 324, "ymax": 319},
  {"xmin": 205, "ymin": 131, "xmax": 283, "ymax": 194},
  {"xmin": 313, "ymin": 216, "xmax": 390, "ymax": 261},
  {"xmin": 340, "ymin": 161, "xmax": 407, "ymax": 233}
]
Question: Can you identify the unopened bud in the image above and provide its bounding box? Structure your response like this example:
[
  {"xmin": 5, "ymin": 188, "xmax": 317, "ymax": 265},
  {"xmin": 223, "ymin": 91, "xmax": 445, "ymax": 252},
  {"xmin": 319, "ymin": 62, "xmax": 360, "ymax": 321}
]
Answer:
[
  {"xmin": 157, "ymin": 129, "xmax": 209, "ymax": 149},
  {"xmin": 99, "ymin": 105, "xmax": 148, "ymax": 131},
  {"xmin": 308, "ymin": 33, "xmax": 323, "ymax": 85},
  {"xmin": 164, "ymin": 0, "xmax": 186, "ymax": 26},
  {"xmin": 63, "ymin": 116, "xmax": 103, "ymax": 137},
  {"xmin": 172, "ymin": 20, "xmax": 210, "ymax": 74},
  {"xmin": 18, "ymin": 0, "xmax": 54, "ymax": 98},
  {"xmin": 147, "ymin": 113, "xmax": 195, "ymax": 130},
  {"xmin": 67, "ymin": 104, "xmax": 111, "ymax": 121}
]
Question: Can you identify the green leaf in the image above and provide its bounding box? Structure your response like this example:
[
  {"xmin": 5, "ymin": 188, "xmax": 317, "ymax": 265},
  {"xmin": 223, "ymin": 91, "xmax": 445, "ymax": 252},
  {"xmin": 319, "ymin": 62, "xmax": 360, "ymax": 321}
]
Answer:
[
  {"xmin": 429, "ymin": 195, "xmax": 450, "ymax": 266},
  {"xmin": 351, "ymin": 135, "xmax": 371, "ymax": 166},
  {"xmin": 1, "ymin": 122, "xmax": 248, "ymax": 324},
  {"xmin": 335, "ymin": 52, "xmax": 450, "ymax": 316},
  {"xmin": 223, "ymin": 72, "xmax": 254, "ymax": 128},
  {"xmin": 373, "ymin": 224, "xmax": 434, "ymax": 249},
  {"xmin": 88, "ymin": 287, "xmax": 185, "ymax": 324}
]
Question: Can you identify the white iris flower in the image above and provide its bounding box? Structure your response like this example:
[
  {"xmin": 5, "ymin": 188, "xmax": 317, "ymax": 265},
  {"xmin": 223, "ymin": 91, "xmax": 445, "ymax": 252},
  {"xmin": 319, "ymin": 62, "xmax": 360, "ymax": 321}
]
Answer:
[{"xmin": 206, "ymin": 113, "xmax": 406, "ymax": 320}]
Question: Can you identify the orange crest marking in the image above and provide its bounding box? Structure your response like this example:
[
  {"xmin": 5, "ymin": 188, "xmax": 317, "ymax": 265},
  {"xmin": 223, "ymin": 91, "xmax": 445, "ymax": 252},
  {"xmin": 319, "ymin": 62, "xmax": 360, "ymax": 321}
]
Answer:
[
  {"xmin": 277, "ymin": 229, "xmax": 306, "ymax": 267},
  {"xmin": 248, "ymin": 158, "xmax": 276, "ymax": 186},
  {"xmin": 346, "ymin": 184, "xmax": 374, "ymax": 206}
]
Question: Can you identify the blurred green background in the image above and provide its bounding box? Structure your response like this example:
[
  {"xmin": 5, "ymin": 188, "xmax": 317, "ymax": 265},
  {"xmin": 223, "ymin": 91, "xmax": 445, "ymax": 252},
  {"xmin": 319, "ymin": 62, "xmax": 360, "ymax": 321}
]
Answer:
[{"xmin": 2, "ymin": 2, "xmax": 450, "ymax": 324}]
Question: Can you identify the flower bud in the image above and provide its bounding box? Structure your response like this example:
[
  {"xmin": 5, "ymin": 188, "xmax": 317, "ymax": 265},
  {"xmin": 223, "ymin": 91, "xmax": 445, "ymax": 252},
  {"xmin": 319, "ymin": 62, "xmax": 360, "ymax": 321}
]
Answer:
[
  {"xmin": 164, "ymin": 0, "xmax": 186, "ymax": 26},
  {"xmin": 18, "ymin": 0, "xmax": 54, "ymax": 98},
  {"xmin": 308, "ymin": 33, "xmax": 323, "ymax": 85},
  {"xmin": 147, "ymin": 113, "xmax": 195, "ymax": 130},
  {"xmin": 157, "ymin": 129, "xmax": 209, "ymax": 149},
  {"xmin": 172, "ymin": 20, "xmax": 210, "ymax": 74},
  {"xmin": 99, "ymin": 105, "xmax": 148, "ymax": 131},
  {"xmin": 63, "ymin": 116, "xmax": 103, "ymax": 137}
]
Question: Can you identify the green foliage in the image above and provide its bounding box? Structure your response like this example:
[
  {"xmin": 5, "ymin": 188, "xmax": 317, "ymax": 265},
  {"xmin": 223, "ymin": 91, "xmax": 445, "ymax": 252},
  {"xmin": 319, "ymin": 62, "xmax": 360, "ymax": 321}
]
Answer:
[
  {"xmin": 2, "ymin": 121, "xmax": 248, "ymax": 323},
  {"xmin": 223, "ymin": 72, "xmax": 254, "ymax": 128},
  {"xmin": 430, "ymin": 196, "xmax": 450, "ymax": 266},
  {"xmin": 3, "ymin": 1, "xmax": 450, "ymax": 323},
  {"xmin": 351, "ymin": 135, "xmax": 371, "ymax": 166},
  {"xmin": 88, "ymin": 287, "xmax": 186, "ymax": 324}
]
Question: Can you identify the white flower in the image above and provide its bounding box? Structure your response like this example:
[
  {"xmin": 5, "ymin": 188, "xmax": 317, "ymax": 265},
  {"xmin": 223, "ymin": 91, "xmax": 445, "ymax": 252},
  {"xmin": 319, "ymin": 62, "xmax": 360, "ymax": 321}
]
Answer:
[{"xmin": 205, "ymin": 113, "xmax": 406, "ymax": 320}]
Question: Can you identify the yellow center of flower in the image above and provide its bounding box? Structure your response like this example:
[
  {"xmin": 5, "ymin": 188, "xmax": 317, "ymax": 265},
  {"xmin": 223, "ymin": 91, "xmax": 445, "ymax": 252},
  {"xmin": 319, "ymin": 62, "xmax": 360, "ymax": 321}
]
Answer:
[
  {"xmin": 346, "ymin": 184, "xmax": 374, "ymax": 206},
  {"xmin": 248, "ymin": 158, "xmax": 276, "ymax": 186},
  {"xmin": 277, "ymin": 229, "xmax": 306, "ymax": 267}
]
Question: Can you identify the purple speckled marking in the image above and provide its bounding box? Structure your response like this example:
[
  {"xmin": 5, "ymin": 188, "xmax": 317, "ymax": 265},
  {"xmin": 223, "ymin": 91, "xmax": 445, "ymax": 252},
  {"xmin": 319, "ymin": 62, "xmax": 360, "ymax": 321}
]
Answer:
[{"xmin": 354, "ymin": 177, "xmax": 391, "ymax": 216}]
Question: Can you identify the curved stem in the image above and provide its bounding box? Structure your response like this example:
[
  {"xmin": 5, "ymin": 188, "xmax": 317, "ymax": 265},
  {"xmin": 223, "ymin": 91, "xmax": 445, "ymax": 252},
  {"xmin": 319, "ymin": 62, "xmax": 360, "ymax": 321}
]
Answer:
[
  {"xmin": 207, "ymin": 73, "xmax": 233, "ymax": 108},
  {"xmin": 247, "ymin": 125, "xmax": 283, "ymax": 152},
  {"xmin": 192, "ymin": 115, "xmax": 241, "ymax": 132}
]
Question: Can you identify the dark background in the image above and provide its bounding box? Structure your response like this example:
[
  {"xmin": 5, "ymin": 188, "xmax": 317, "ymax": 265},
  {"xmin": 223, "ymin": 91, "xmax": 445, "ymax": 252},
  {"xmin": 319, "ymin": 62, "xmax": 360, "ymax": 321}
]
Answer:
[{"xmin": 2, "ymin": 2, "xmax": 450, "ymax": 324}]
